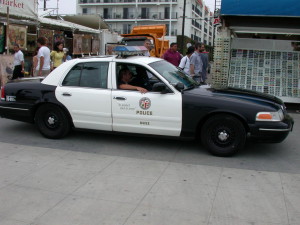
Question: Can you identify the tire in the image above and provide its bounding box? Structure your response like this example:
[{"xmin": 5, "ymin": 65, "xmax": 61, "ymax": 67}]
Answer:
[
  {"xmin": 201, "ymin": 114, "xmax": 246, "ymax": 156},
  {"xmin": 35, "ymin": 104, "xmax": 70, "ymax": 139}
]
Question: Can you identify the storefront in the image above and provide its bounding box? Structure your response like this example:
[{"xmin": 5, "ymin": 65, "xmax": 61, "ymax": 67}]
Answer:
[
  {"xmin": 212, "ymin": 0, "xmax": 300, "ymax": 103},
  {"xmin": 0, "ymin": 1, "xmax": 102, "ymax": 86}
]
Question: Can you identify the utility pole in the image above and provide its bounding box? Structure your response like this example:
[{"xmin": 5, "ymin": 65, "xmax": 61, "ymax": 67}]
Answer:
[
  {"xmin": 180, "ymin": 0, "xmax": 186, "ymax": 54},
  {"xmin": 44, "ymin": 0, "xmax": 47, "ymax": 11}
]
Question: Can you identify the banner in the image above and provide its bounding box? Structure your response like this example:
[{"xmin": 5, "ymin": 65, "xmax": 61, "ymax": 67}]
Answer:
[
  {"xmin": 7, "ymin": 24, "xmax": 27, "ymax": 50},
  {"xmin": 0, "ymin": 0, "xmax": 37, "ymax": 19},
  {"xmin": 92, "ymin": 39, "xmax": 100, "ymax": 54},
  {"xmin": 73, "ymin": 34, "xmax": 82, "ymax": 55},
  {"xmin": 39, "ymin": 29, "xmax": 54, "ymax": 50},
  {"xmin": 53, "ymin": 30, "xmax": 65, "ymax": 44},
  {"xmin": 0, "ymin": 55, "xmax": 14, "ymax": 87},
  {"xmin": 82, "ymin": 34, "xmax": 92, "ymax": 54}
]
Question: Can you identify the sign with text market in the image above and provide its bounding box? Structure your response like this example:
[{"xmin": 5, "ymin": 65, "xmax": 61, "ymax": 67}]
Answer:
[{"xmin": 0, "ymin": 0, "xmax": 36, "ymax": 19}]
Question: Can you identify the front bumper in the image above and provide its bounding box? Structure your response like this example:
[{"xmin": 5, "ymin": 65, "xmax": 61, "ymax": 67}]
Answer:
[{"xmin": 248, "ymin": 114, "xmax": 294, "ymax": 143}]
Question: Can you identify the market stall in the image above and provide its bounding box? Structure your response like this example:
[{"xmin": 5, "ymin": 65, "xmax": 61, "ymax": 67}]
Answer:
[
  {"xmin": 213, "ymin": 0, "xmax": 300, "ymax": 103},
  {"xmin": 0, "ymin": 1, "xmax": 102, "ymax": 86}
]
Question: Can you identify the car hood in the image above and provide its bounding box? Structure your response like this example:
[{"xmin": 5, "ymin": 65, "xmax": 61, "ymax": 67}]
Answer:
[{"xmin": 187, "ymin": 85, "xmax": 283, "ymax": 105}]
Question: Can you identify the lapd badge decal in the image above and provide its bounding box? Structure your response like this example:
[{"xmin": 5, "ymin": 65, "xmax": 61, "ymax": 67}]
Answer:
[{"xmin": 139, "ymin": 97, "xmax": 151, "ymax": 110}]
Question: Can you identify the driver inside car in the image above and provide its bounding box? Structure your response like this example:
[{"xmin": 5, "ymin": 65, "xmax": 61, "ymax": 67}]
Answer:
[{"xmin": 118, "ymin": 68, "xmax": 148, "ymax": 93}]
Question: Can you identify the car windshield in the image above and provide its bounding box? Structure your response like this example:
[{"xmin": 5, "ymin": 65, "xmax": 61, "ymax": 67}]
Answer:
[{"xmin": 149, "ymin": 60, "xmax": 198, "ymax": 89}]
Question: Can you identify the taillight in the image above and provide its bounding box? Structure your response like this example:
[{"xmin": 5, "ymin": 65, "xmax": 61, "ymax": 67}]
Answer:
[{"xmin": 1, "ymin": 86, "xmax": 5, "ymax": 101}]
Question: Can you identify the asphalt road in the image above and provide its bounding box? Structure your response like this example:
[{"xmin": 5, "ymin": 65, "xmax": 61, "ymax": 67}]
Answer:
[{"xmin": 0, "ymin": 113, "xmax": 299, "ymax": 174}]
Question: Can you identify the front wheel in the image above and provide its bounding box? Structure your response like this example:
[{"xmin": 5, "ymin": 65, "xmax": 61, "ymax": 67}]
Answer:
[
  {"xmin": 35, "ymin": 104, "xmax": 70, "ymax": 139},
  {"xmin": 201, "ymin": 114, "xmax": 246, "ymax": 156}
]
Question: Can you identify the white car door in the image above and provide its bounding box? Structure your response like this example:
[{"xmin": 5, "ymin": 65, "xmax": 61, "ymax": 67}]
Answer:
[
  {"xmin": 56, "ymin": 62, "xmax": 113, "ymax": 131},
  {"xmin": 112, "ymin": 63, "xmax": 182, "ymax": 136}
]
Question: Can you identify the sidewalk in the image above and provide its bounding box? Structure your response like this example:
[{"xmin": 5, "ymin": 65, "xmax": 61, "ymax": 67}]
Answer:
[{"xmin": 0, "ymin": 140, "xmax": 299, "ymax": 225}]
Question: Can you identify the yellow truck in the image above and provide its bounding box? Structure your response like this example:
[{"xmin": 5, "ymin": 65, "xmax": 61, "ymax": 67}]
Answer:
[{"xmin": 120, "ymin": 24, "xmax": 169, "ymax": 57}]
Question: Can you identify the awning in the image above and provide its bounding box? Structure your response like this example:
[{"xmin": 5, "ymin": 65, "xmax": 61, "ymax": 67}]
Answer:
[
  {"xmin": 221, "ymin": 0, "xmax": 300, "ymax": 17},
  {"xmin": 38, "ymin": 17, "xmax": 100, "ymax": 34},
  {"xmin": 50, "ymin": 15, "xmax": 109, "ymax": 30}
]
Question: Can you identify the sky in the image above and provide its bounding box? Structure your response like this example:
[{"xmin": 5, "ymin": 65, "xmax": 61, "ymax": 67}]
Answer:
[{"xmin": 42, "ymin": 0, "xmax": 216, "ymax": 14}]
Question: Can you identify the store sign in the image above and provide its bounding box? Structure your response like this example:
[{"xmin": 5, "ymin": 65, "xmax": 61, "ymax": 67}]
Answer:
[
  {"xmin": 213, "ymin": 17, "xmax": 221, "ymax": 26},
  {"xmin": 0, "ymin": 0, "xmax": 36, "ymax": 19}
]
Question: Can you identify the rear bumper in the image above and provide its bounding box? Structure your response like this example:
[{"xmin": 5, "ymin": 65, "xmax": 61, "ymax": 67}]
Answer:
[
  {"xmin": 248, "ymin": 114, "xmax": 294, "ymax": 143},
  {"xmin": 0, "ymin": 101, "xmax": 34, "ymax": 123}
]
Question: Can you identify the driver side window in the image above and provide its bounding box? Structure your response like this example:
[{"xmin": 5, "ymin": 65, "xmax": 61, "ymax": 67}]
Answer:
[{"xmin": 116, "ymin": 63, "xmax": 165, "ymax": 92}]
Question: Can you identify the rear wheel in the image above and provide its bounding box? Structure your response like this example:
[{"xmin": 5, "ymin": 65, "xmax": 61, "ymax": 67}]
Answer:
[
  {"xmin": 35, "ymin": 104, "xmax": 70, "ymax": 139},
  {"xmin": 201, "ymin": 114, "xmax": 246, "ymax": 156}
]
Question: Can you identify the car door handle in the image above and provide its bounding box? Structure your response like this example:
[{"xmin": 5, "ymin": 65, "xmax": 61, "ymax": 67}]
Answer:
[
  {"xmin": 62, "ymin": 92, "xmax": 72, "ymax": 96},
  {"xmin": 114, "ymin": 96, "xmax": 126, "ymax": 100}
]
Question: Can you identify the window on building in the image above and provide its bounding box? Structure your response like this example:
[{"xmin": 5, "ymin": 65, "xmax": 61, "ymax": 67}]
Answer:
[
  {"xmin": 82, "ymin": 8, "xmax": 88, "ymax": 14},
  {"xmin": 103, "ymin": 8, "xmax": 112, "ymax": 19},
  {"xmin": 123, "ymin": 24, "xmax": 132, "ymax": 34},
  {"xmin": 123, "ymin": 8, "xmax": 129, "ymax": 19},
  {"xmin": 164, "ymin": 7, "xmax": 170, "ymax": 19},
  {"xmin": 128, "ymin": 8, "xmax": 135, "ymax": 18},
  {"xmin": 141, "ymin": 8, "xmax": 149, "ymax": 19}
]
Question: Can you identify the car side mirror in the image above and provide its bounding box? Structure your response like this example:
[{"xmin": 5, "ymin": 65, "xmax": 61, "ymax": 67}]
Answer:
[
  {"xmin": 152, "ymin": 82, "xmax": 170, "ymax": 94},
  {"xmin": 175, "ymin": 82, "xmax": 184, "ymax": 91}
]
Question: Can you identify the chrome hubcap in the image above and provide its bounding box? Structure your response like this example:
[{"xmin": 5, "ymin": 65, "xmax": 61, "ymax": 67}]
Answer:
[
  {"xmin": 218, "ymin": 131, "xmax": 229, "ymax": 141},
  {"xmin": 48, "ymin": 116, "xmax": 55, "ymax": 125}
]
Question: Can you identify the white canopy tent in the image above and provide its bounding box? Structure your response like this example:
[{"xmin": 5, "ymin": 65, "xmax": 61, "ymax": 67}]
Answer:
[{"xmin": 38, "ymin": 17, "xmax": 100, "ymax": 34}]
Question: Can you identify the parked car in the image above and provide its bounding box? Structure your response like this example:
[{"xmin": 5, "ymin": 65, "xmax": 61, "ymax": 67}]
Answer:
[{"xmin": 0, "ymin": 56, "xmax": 294, "ymax": 156}]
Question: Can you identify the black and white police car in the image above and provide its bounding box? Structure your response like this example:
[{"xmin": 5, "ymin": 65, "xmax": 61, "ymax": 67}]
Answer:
[{"xmin": 0, "ymin": 55, "xmax": 294, "ymax": 156}]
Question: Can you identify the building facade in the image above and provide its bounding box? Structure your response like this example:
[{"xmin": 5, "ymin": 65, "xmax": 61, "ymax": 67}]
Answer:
[{"xmin": 77, "ymin": 0, "xmax": 214, "ymax": 46}]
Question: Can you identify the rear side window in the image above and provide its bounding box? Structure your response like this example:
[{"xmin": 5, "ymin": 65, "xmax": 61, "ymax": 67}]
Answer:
[
  {"xmin": 62, "ymin": 62, "xmax": 109, "ymax": 88},
  {"xmin": 62, "ymin": 64, "xmax": 82, "ymax": 86}
]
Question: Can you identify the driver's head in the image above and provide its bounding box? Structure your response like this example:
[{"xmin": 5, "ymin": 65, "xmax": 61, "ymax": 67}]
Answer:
[{"xmin": 119, "ymin": 68, "xmax": 132, "ymax": 82}]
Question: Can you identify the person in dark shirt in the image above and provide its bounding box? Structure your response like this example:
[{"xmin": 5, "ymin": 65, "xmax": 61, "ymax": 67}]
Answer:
[
  {"xmin": 163, "ymin": 42, "xmax": 182, "ymax": 67},
  {"xmin": 118, "ymin": 68, "xmax": 148, "ymax": 93}
]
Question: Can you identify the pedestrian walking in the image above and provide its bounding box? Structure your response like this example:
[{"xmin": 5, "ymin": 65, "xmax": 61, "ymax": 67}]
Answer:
[
  {"xmin": 32, "ymin": 47, "xmax": 39, "ymax": 77},
  {"xmin": 36, "ymin": 37, "xmax": 51, "ymax": 77},
  {"xmin": 179, "ymin": 46, "xmax": 195, "ymax": 75},
  {"xmin": 63, "ymin": 48, "xmax": 72, "ymax": 61},
  {"xmin": 50, "ymin": 41, "xmax": 65, "ymax": 70},
  {"xmin": 200, "ymin": 44, "xmax": 209, "ymax": 84},
  {"xmin": 163, "ymin": 42, "xmax": 182, "ymax": 66},
  {"xmin": 189, "ymin": 43, "xmax": 203, "ymax": 83},
  {"xmin": 12, "ymin": 44, "xmax": 25, "ymax": 80}
]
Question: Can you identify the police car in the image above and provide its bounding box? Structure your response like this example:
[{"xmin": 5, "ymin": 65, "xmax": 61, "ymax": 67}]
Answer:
[{"xmin": 0, "ymin": 55, "xmax": 294, "ymax": 156}]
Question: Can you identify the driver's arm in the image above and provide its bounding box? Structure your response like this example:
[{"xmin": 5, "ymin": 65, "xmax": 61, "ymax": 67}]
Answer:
[{"xmin": 119, "ymin": 84, "xmax": 148, "ymax": 93}]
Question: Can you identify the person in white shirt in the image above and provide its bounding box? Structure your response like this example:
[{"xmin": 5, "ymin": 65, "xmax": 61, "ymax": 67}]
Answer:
[
  {"xmin": 143, "ymin": 39, "xmax": 151, "ymax": 57},
  {"xmin": 12, "ymin": 44, "xmax": 25, "ymax": 80},
  {"xmin": 179, "ymin": 46, "xmax": 195, "ymax": 75},
  {"xmin": 36, "ymin": 37, "xmax": 51, "ymax": 76}
]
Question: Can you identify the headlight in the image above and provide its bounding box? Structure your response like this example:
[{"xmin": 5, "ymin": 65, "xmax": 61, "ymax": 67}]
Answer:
[{"xmin": 256, "ymin": 109, "xmax": 284, "ymax": 122}]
